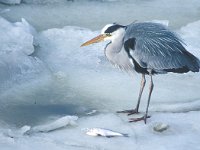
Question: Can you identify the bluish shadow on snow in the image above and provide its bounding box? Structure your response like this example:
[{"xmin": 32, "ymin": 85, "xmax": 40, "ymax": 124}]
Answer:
[{"xmin": 0, "ymin": 104, "xmax": 91, "ymax": 127}]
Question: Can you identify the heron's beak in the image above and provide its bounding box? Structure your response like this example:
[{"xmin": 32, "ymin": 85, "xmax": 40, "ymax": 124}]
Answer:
[{"xmin": 81, "ymin": 34, "xmax": 106, "ymax": 47}]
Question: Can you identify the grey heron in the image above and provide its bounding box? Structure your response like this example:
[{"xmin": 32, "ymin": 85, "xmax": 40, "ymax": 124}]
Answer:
[{"xmin": 81, "ymin": 22, "xmax": 200, "ymax": 124}]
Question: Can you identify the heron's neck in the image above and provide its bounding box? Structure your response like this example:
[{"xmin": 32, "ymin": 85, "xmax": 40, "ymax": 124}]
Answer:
[
  {"xmin": 105, "ymin": 33, "xmax": 124, "ymax": 56},
  {"xmin": 104, "ymin": 30, "xmax": 133, "ymax": 70}
]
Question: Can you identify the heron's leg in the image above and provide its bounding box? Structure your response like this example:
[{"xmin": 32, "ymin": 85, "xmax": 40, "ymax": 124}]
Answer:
[
  {"xmin": 144, "ymin": 73, "xmax": 154, "ymax": 124},
  {"xmin": 117, "ymin": 74, "xmax": 146, "ymax": 115},
  {"xmin": 135, "ymin": 74, "xmax": 146, "ymax": 113},
  {"xmin": 129, "ymin": 73, "xmax": 154, "ymax": 124}
]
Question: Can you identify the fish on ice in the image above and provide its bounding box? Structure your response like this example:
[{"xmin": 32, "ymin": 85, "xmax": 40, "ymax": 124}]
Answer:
[{"xmin": 85, "ymin": 128, "xmax": 128, "ymax": 138}]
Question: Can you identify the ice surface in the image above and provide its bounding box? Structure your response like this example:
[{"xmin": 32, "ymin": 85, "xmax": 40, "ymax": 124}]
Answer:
[
  {"xmin": 0, "ymin": 112, "xmax": 200, "ymax": 150},
  {"xmin": 0, "ymin": 1, "xmax": 199, "ymax": 149},
  {"xmin": 22, "ymin": 0, "xmax": 71, "ymax": 4},
  {"xmin": 0, "ymin": 0, "xmax": 21, "ymax": 5},
  {"xmin": 1, "ymin": 0, "xmax": 200, "ymax": 31}
]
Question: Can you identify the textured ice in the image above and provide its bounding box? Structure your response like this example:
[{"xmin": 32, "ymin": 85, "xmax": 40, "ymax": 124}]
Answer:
[
  {"xmin": 0, "ymin": 1, "xmax": 199, "ymax": 149},
  {"xmin": 0, "ymin": 17, "xmax": 34, "ymax": 55},
  {"xmin": 1, "ymin": 0, "xmax": 200, "ymax": 31},
  {"xmin": 0, "ymin": 17, "xmax": 48, "ymax": 95}
]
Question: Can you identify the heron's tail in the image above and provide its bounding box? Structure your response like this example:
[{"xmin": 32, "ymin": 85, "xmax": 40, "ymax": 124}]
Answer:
[
  {"xmin": 183, "ymin": 50, "xmax": 200, "ymax": 72},
  {"xmin": 193, "ymin": 57, "xmax": 200, "ymax": 72}
]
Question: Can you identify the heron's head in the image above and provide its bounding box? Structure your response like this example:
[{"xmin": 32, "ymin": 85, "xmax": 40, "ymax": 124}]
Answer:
[{"xmin": 81, "ymin": 23, "xmax": 126, "ymax": 47}]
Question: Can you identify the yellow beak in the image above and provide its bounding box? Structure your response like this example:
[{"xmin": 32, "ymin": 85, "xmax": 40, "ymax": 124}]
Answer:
[{"xmin": 81, "ymin": 34, "xmax": 106, "ymax": 47}]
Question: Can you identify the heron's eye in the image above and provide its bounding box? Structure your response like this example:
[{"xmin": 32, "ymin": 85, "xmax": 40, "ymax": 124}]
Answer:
[{"xmin": 106, "ymin": 33, "xmax": 111, "ymax": 36}]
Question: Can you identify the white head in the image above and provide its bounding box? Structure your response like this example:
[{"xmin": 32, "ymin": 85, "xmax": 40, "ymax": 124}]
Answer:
[{"xmin": 81, "ymin": 23, "xmax": 126, "ymax": 46}]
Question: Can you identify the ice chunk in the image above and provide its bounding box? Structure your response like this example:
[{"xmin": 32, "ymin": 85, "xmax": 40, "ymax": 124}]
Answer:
[
  {"xmin": 30, "ymin": 116, "xmax": 78, "ymax": 133},
  {"xmin": 0, "ymin": 17, "xmax": 48, "ymax": 94},
  {"xmin": 15, "ymin": 18, "xmax": 38, "ymax": 46},
  {"xmin": 153, "ymin": 123, "xmax": 169, "ymax": 132},
  {"xmin": 0, "ymin": 17, "xmax": 34, "ymax": 55},
  {"xmin": 4, "ymin": 125, "xmax": 31, "ymax": 138}
]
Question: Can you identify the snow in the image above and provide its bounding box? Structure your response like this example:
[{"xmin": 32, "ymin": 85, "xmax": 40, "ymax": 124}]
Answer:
[{"xmin": 0, "ymin": 1, "xmax": 200, "ymax": 150}]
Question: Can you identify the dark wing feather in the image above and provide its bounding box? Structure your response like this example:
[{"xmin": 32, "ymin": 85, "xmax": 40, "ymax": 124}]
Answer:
[{"xmin": 124, "ymin": 22, "xmax": 200, "ymax": 73}]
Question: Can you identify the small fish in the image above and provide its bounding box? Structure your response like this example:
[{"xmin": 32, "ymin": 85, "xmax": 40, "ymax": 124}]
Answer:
[{"xmin": 85, "ymin": 128, "xmax": 128, "ymax": 138}]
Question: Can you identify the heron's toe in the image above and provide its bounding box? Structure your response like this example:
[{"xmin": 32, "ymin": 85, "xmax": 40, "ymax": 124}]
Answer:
[
  {"xmin": 116, "ymin": 109, "xmax": 139, "ymax": 115},
  {"xmin": 129, "ymin": 115, "xmax": 150, "ymax": 123}
]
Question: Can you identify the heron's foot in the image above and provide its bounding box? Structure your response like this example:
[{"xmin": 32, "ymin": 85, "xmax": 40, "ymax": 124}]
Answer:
[
  {"xmin": 116, "ymin": 109, "xmax": 139, "ymax": 116},
  {"xmin": 129, "ymin": 115, "xmax": 150, "ymax": 124}
]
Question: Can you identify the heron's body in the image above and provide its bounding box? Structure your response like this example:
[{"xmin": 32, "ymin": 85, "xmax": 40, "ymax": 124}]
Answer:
[
  {"xmin": 81, "ymin": 22, "xmax": 200, "ymax": 123},
  {"xmin": 104, "ymin": 22, "xmax": 200, "ymax": 75}
]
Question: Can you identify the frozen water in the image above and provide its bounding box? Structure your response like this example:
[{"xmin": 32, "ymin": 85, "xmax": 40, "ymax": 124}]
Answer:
[
  {"xmin": 0, "ymin": 0, "xmax": 21, "ymax": 5},
  {"xmin": 0, "ymin": 0, "xmax": 200, "ymax": 31},
  {"xmin": 30, "ymin": 115, "xmax": 78, "ymax": 133},
  {"xmin": 0, "ymin": 0, "xmax": 199, "ymax": 150}
]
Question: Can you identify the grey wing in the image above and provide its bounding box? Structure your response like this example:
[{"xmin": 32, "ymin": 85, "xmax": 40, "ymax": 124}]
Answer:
[{"xmin": 124, "ymin": 22, "xmax": 200, "ymax": 73}]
